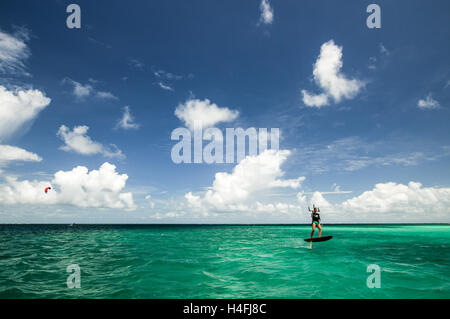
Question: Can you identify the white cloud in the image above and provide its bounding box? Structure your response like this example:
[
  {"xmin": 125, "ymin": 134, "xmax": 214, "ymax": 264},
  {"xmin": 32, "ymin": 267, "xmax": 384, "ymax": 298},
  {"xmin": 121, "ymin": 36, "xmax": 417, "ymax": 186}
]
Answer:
[
  {"xmin": 302, "ymin": 40, "xmax": 364, "ymax": 108},
  {"xmin": 175, "ymin": 98, "xmax": 239, "ymax": 130},
  {"xmin": 0, "ymin": 144, "xmax": 42, "ymax": 166},
  {"xmin": 341, "ymin": 181, "xmax": 450, "ymax": 215},
  {"xmin": 0, "ymin": 29, "xmax": 30, "ymax": 75},
  {"xmin": 0, "ymin": 85, "xmax": 51, "ymax": 142},
  {"xmin": 293, "ymin": 181, "xmax": 450, "ymax": 223},
  {"xmin": 259, "ymin": 0, "xmax": 274, "ymax": 25},
  {"xmin": 0, "ymin": 162, "xmax": 135, "ymax": 210},
  {"xmin": 330, "ymin": 183, "xmax": 352, "ymax": 194},
  {"xmin": 96, "ymin": 91, "xmax": 118, "ymax": 100},
  {"xmin": 301, "ymin": 90, "xmax": 329, "ymax": 108},
  {"xmin": 154, "ymin": 69, "xmax": 183, "ymax": 81},
  {"xmin": 296, "ymin": 190, "xmax": 333, "ymax": 209},
  {"xmin": 116, "ymin": 106, "xmax": 139, "ymax": 130},
  {"xmin": 182, "ymin": 176, "xmax": 450, "ymax": 221},
  {"xmin": 158, "ymin": 82, "xmax": 174, "ymax": 91},
  {"xmin": 62, "ymin": 78, "xmax": 118, "ymax": 100},
  {"xmin": 417, "ymin": 94, "xmax": 440, "ymax": 110},
  {"xmin": 62, "ymin": 78, "xmax": 93, "ymax": 98},
  {"xmin": 312, "ymin": 40, "xmax": 363, "ymax": 102},
  {"xmin": 309, "ymin": 191, "xmax": 333, "ymax": 210},
  {"xmin": 185, "ymin": 149, "xmax": 305, "ymax": 212},
  {"xmin": 152, "ymin": 68, "xmax": 192, "ymax": 92},
  {"xmin": 57, "ymin": 125, "xmax": 124, "ymax": 158},
  {"xmin": 0, "ymin": 32, "xmax": 50, "ymax": 168}
]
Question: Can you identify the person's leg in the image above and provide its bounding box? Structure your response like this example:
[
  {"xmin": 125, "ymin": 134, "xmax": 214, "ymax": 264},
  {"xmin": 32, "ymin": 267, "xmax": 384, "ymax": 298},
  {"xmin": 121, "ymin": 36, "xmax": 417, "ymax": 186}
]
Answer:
[
  {"xmin": 311, "ymin": 223, "xmax": 316, "ymax": 238},
  {"xmin": 318, "ymin": 224, "xmax": 322, "ymax": 237}
]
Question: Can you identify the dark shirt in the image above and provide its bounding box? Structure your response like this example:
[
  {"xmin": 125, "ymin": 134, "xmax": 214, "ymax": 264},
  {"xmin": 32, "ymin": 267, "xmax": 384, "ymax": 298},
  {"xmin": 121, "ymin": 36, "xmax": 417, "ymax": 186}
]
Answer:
[{"xmin": 312, "ymin": 212, "xmax": 320, "ymax": 222}]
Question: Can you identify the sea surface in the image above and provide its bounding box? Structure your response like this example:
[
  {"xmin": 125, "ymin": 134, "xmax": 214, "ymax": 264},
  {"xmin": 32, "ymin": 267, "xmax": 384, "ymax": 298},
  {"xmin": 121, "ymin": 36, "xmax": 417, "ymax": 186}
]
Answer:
[{"xmin": 0, "ymin": 224, "xmax": 448, "ymax": 299}]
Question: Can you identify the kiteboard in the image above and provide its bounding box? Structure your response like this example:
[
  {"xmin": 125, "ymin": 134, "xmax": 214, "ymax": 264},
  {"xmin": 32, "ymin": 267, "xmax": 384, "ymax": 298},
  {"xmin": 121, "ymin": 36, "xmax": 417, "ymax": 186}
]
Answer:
[{"xmin": 304, "ymin": 235, "xmax": 333, "ymax": 242}]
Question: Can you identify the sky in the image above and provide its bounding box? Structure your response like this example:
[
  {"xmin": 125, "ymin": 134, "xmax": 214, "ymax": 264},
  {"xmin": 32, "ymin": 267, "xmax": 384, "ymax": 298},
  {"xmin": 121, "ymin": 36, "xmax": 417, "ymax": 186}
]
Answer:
[{"xmin": 0, "ymin": 0, "xmax": 449, "ymax": 223}]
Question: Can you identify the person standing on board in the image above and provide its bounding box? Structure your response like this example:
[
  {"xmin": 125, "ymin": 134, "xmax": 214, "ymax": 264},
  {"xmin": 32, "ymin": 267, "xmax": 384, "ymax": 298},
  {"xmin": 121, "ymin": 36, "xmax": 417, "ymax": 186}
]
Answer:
[{"xmin": 309, "ymin": 205, "xmax": 322, "ymax": 238}]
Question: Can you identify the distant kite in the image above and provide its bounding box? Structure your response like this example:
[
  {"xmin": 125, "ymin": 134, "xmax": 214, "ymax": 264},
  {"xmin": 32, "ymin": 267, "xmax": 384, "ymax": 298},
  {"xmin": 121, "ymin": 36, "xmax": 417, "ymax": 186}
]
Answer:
[{"xmin": 44, "ymin": 187, "xmax": 51, "ymax": 194}]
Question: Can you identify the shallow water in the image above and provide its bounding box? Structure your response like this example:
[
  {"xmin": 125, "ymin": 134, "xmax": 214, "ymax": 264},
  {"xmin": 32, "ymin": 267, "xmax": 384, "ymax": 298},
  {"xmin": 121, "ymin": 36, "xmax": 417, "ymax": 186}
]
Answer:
[{"xmin": 0, "ymin": 224, "xmax": 448, "ymax": 298}]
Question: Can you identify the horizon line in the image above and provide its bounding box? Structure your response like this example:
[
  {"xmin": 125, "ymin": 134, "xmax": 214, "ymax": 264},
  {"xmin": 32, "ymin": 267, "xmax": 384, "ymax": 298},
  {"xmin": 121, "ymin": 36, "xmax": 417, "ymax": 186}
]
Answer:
[{"xmin": 0, "ymin": 223, "xmax": 448, "ymax": 226}]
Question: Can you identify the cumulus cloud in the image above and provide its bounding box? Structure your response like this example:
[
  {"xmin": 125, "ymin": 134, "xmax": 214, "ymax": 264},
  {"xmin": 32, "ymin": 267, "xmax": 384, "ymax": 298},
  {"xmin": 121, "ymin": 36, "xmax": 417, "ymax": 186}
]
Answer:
[
  {"xmin": 308, "ymin": 191, "xmax": 333, "ymax": 210},
  {"xmin": 0, "ymin": 144, "xmax": 42, "ymax": 166},
  {"xmin": 417, "ymin": 94, "xmax": 440, "ymax": 110},
  {"xmin": 62, "ymin": 78, "xmax": 93, "ymax": 98},
  {"xmin": 259, "ymin": 0, "xmax": 274, "ymax": 25},
  {"xmin": 163, "ymin": 169, "xmax": 450, "ymax": 222},
  {"xmin": 162, "ymin": 173, "xmax": 450, "ymax": 222},
  {"xmin": 182, "ymin": 175, "xmax": 450, "ymax": 221},
  {"xmin": 0, "ymin": 85, "xmax": 51, "ymax": 142},
  {"xmin": 293, "ymin": 181, "xmax": 450, "ymax": 223},
  {"xmin": 175, "ymin": 98, "xmax": 239, "ymax": 130},
  {"xmin": 57, "ymin": 125, "xmax": 124, "ymax": 158},
  {"xmin": 62, "ymin": 78, "xmax": 118, "ymax": 100},
  {"xmin": 341, "ymin": 181, "xmax": 450, "ymax": 215},
  {"xmin": 185, "ymin": 150, "xmax": 305, "ymax": 213},
  {"xmin": 302, "ymin": 40, "xmax": 364, "ymax": 108},
  {"xmin": 300, "ymin": 90, "xmax": 329, "ymax": 108},
  {"xmin": 0, "ymin": 162, "xmax": 135, "ymax": 210},
  {"xmin": 116, "ymin": 106, "xmax": 139, "ymax": 130},
  {"xmin": 0, "ymin": 28, "xmax": 30, "ymax": 75}
]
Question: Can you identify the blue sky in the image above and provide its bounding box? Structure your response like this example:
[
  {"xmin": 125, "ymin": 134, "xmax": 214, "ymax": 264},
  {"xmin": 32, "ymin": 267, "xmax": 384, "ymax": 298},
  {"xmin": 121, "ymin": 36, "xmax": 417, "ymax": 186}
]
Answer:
[{"xmin": 0, "ymin": 0, "xmax": 449, "ymax": 223}]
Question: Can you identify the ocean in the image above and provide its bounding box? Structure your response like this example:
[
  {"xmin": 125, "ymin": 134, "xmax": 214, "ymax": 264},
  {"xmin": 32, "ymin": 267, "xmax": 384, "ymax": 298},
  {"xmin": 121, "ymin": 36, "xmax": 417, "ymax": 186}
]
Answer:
[{"xmin": 0, "ymin": 224, "xmax": 448, "ymax": 299}]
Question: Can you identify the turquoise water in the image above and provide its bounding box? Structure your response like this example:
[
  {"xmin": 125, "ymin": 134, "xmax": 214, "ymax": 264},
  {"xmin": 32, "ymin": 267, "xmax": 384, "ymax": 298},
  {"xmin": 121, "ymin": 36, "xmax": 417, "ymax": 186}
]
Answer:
[{"xmin": 0, "ymin": 224, "xmax": 448, "ymax": 299}]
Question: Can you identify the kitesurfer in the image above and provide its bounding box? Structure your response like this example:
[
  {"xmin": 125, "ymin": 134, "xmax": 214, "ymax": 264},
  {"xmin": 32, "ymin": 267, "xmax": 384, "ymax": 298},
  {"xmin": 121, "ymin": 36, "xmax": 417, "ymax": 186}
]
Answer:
[{"xmin": 309, "ymin": 205, "xmax": 322, "ymax": 238}]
